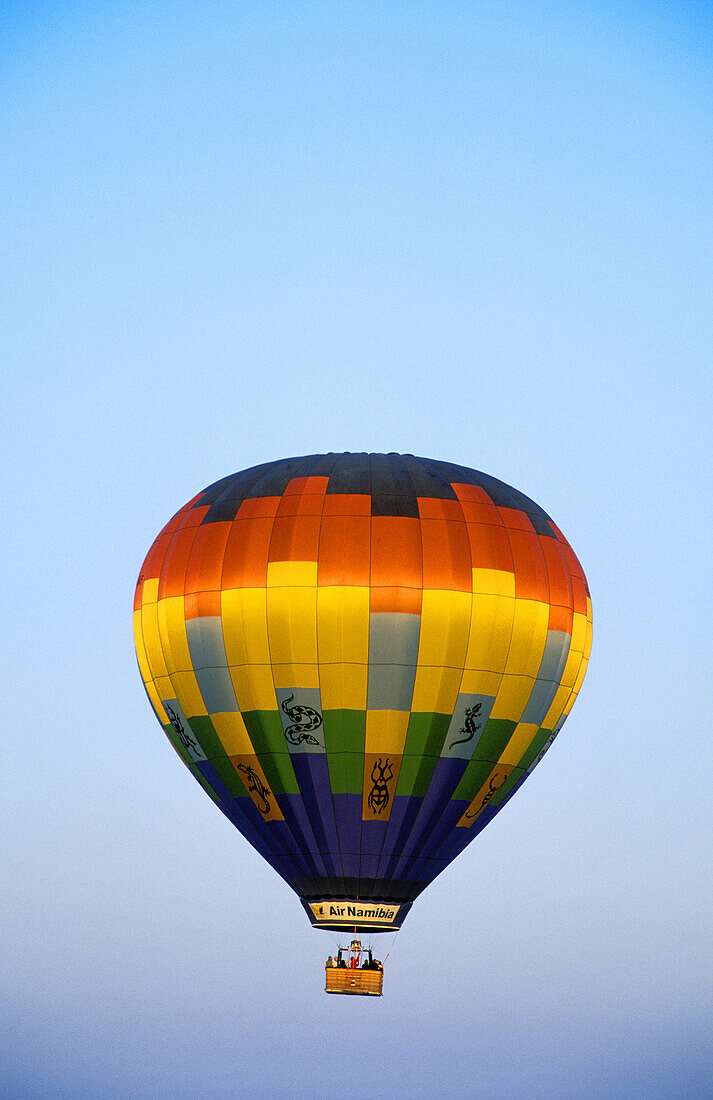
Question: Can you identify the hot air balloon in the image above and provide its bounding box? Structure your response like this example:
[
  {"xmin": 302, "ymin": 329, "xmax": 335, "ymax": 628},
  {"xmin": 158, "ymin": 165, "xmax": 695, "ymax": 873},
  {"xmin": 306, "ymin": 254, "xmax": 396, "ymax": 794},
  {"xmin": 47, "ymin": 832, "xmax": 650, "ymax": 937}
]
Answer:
[{"xmin": 133, "ymin": 453, "xmax": 591, "ymax": 994}]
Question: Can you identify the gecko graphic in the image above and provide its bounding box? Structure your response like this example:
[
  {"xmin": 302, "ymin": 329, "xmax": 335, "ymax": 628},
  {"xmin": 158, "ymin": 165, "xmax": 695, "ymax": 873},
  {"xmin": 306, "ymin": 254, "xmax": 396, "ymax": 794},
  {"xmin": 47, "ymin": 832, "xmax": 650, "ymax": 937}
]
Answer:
[
  {"xmin": 236, "ymin": 763, "xmax": 272, "ymax": 815},
  {"xmin": 449, "ymin": 702, "xmax": 483, "ymax": 750}
]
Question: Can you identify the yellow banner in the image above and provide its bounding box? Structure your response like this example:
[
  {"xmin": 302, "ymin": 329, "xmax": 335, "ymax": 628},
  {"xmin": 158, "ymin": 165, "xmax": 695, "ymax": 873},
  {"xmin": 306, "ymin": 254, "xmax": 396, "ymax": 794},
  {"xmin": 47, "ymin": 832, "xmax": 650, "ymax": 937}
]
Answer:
[{"xmin": 309, "ymin": 900, "xmax": 401, "ymax": 927}]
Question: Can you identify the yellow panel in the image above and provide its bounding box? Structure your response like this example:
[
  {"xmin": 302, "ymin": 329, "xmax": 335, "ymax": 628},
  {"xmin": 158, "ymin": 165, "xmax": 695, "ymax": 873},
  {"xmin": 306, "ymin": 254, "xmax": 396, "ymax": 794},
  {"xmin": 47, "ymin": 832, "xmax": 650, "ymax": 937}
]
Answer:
[
  {"xmin": 503, "ymin": 599, "xmax": 549, "ymax": 677},
  {"xmin": 571, "ymin": 652, "xmax": 590, "ymax": 697},
  {"xmin": 142, "ymin": 577, "xmax": 159, "ymax": 605},
  {"xmin": 490, "ymin": 674, "xmax": 534, "ymax": 722},
  {"xmin": 270, "ymin": 662, "xmax": 321, "ymax": 691},
  {"xmin": 157, "ymin": 595, "xmax": 191, "ymax": 675},
  {"xmin": 570, "ymin": 610, "xmax": 588, "ymax": 654},
  {"xmin": 221, "ymin": 588, "xmax": 270, "ymax": 665},
  {"xmin": 499, "ymin": 721, "xmax": 539, "ymax": 767},
  {"xmin": 266, "ymin": 585, "xmax": 318, "ymax": 665},
  {"xmin": 267, "ymin": 560, "xmax": 318, "ymax": 587},
  {"xmin": 417, "ymin": 589, "xmax": 471, "ymax": 667},
  {"xmin": 319, "ymin": 662, "xmax": 368, "ymax": 711},
  {"xmin": 211, "ymin": 712, "xmax": 255, "ymax": 755},
  {"xmin": 133, "ymin": 610, "xmax": 153, "ymax": 685},
  {"xmin": 140, "ymin": 602, "xmax": 169, "ymax": 680},
  {"xmin": 583, "ymin": 614, "xmax": 593, "ymax": 659},
  {"xmin": 411, "ymin": 664, "xmax": 463, "ymax": 713},
  {"xmin": 145, "ymin": 678, "xmax": 168, "ymax": 722},
  {"xmin": 464, "ymin": 593, "xmax": 515, "ymax": 673},
  {"xmin": 169, "ymin": 670, "xmax": 209, "ymax": 716},
  {"xmin": 557, "ymin": 642, "xmax": 584, "ymax": 692},
  {"xmin": 457, "ymin": 764, "xmax": 514, "ymax": 827},
  {"xmin": 541, "ymin": 682, "xmax": 571, "ymax": 730},
  {"xmin": 153, "ymin": 673, "xmax": 176, "ymax": 704},
  {"xmin": 459, "ymin": 668, "xmax": 503, "ymax": 697},
  {"xmin": 317, "ymin": 585, "xmax": 370, "ymax": 664},
  {"xmin": 472, "ymin": 568, "xmax": 516, "ymax": 597},
  {"xmin": 365, "ymin": 710, "xmax": 410, "ymax": 755},
  {"xmin": 228, "ymin": 664, "xmax": 277, "ymax": 712}
]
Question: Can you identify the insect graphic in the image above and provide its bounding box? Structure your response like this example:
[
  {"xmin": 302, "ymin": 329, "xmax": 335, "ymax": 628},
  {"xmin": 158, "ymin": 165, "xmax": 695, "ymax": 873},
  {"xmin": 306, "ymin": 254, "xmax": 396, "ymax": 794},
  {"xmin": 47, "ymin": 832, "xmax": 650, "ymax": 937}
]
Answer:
[
  {"xmin": 165, "ymin": 704, "xmax": 201, "ymax": 757},
  {"xmin": 367, "ymin": 758, "xmax": 394, "ymax": 815},
  {"xmin": 237, "ymin": 763, "xmax": 272, "ymax": 815},
  {"xmin": 281, "ymin": 693, "xmax": 323, "ymax": 746},
  {"xmin": 449, "ymin": 703, "xmax": 483, "ymax": 750}
]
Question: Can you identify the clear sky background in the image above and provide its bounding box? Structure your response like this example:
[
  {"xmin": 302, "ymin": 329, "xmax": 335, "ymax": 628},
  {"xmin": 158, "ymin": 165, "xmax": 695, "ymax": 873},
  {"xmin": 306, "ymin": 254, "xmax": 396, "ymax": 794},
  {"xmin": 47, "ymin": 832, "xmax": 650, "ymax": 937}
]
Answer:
[{"xmin": 2, "ymin": 2, "xmax": 712, "ymax": 1097}]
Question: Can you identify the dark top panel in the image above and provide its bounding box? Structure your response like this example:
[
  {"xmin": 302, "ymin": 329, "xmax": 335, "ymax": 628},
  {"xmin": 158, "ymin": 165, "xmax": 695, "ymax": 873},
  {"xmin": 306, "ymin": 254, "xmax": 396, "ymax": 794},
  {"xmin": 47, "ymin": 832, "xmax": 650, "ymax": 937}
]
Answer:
[{"xmin": 190, "ymin": 452, "xmax": 556, "ymax": 533}]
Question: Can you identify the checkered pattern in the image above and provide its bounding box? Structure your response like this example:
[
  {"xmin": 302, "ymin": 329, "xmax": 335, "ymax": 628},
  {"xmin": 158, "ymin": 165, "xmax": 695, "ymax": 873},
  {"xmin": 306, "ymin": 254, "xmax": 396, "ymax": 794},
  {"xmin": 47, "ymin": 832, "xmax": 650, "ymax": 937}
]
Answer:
[{"xmin": 134, "ymin": 453, "xmax": 592, "ymax": 909}]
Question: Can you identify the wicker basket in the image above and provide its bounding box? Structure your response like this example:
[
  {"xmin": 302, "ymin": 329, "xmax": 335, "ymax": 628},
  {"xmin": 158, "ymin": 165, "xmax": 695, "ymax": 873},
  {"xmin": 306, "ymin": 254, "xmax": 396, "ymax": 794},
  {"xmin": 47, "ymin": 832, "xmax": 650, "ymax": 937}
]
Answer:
[{"xmin": 325, "ymin": 967, "xmax": 384, "ymax": 996}]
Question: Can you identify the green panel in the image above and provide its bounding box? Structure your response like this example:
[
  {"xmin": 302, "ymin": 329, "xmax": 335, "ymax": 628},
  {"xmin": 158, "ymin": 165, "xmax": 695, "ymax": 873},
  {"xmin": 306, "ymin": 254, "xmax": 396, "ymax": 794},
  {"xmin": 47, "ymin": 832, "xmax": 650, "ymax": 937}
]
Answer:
[
  {"xmin": 242, "ymin": 709, "xmax": 289, "ymax": 756},
  {"xmin": 208, "ymin": 753, "xmax": 250, "ymax": 798},
  {"xmin": 471, "ymin": 717, "xmax": 517, "ymax": 762},
  {"xmin": 327, "ymin": 751, "xmax": 364, "ymax": 794},
  {"xmin": 256, "ymin": 750, "xmax": 299, "ymax": 795},
  {"xmin": 322, "ymin": 710, "xmax": 366, "ymax": 754},
  {"xmin": 188, "ymin": 761, "xmax": 223, "ymax": 807},
  {"xmin": 396, "ymin": 753, "xmax": 437, "ymax": 798},
  {"xmin": 403, "ymin": 712, "xmax": 450, "ymax": 757},
  {"xmin": 453, "ymin": 756, "xmax": 498, "ymax": 801},
  {"xmin": 326, "ymin": 751, "xmax": 347, "ymax": 793},
  {"xmin": 162, "ymin": 721, "xmax": 193, "ymax": 767},
  {"xmin": 490, "ymin": 765, "xmax": 526, "ymax": 807},
  {"xmin": 186, "ymin": 714, "xmax": 224, "ymax": 759},
  {"xmin": 517, "ymin": 726, "xmax": 553, "ymax": 772}
]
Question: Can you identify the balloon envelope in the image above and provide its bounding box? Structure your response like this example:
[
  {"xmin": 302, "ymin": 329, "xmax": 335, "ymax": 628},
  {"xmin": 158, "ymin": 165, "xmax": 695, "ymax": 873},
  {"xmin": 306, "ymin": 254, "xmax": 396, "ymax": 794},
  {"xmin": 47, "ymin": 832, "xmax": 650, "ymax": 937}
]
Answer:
[{"xmin": 134, "ymin": 453, "xmax": 592, "ymax": 932}]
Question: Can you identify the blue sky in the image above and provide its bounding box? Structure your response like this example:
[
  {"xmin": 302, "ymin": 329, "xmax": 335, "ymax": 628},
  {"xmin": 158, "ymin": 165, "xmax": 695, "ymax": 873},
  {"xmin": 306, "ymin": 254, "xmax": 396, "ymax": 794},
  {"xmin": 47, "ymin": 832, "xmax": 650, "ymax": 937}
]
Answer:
[{"xmin": 2, "ymin": 3, "xmax": 712, "ymax": 1097}]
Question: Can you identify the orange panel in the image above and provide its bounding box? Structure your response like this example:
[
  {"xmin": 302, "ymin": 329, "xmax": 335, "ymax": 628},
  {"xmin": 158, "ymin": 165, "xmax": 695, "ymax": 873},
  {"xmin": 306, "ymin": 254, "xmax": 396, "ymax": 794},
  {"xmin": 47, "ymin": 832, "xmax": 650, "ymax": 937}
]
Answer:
[
  {"xmin": 276, "ymin": 494, "xmax": 327, "ymax": 517},
  {"xmin": 420, "ymin": 519, "xmax": 472, "ymax": 591},
  {"xmin": 457, "ymin": 498, "xmax": 505, "ymax": 525},
  {"xmin": 498, "ymin": 506, "xmax": 535, "ymax": 532},
  {"xmin": 283, "ymin": 475, "xmax": 330, "ymax": 496},
  {"xmin": 370, "ymin": 516, "xmax": 422, "ymax": 589},
  {"xmin": 136, "ymin": 531, "xmax": 172, "ymax": 608},
  {"xmin": 318, "ymin": 514, "xmax": 371, "ymax": 586},
  {"xmin": 322, "ymin": 493, "xmax": 372, "ymax": 517},
  {"xmin": 222, "ymin": 516, "xmax": 274, "ymax": 588},
  {"xmin": 540, "ymin": 535, "xmax": 574, "ymax": 608},
  {"xmin": 369, "ymin": 586, "xmax": 422, "ymax": 614},
  {"xmin": 571, "ymin": 574, "xmax": 588, "ymax": 615},
  {"xmin": 508, "ymin": 528, "xmax": 550, "ymax": 602},
  {"xmin": 176, "ymin": 504, "xmax": 210, "ymax": 531},
  {"xmin": 185, "ymin": 590, "xmax": 222, "ymax": 620},
  {"xmin": 549, "ymin": 521, "xmax": 588, "ymax": 587},
  {"xmin": 451, "ymin": 482, "xmax": 493, "ymax": 503},
  {"xmin": 184, "ymin": 521, "xmax": 232, "ymax": 594},
  {"xmin": 466, "ymin": 522, "xmax": 513, "ymax": 572},
  {"xmin": 417, "ymin": 497, "xmax": 464, "ymax": 520},
  {"xmin": 268, "ymin": 514, "xmax": 322, "ymax": 563},
  {"xmin": 158, "ymin": 527, "xmax": 199, "ymax": 599},
  {"xmin": 236, "ymin": 496, "xmax": 281, "ymax": 519},
  {"xmin": 162, "ymin": 498, "xmax": 207, "ymax": 536},
  {"xmin": 548, "ymin": 603, "xmax": 573, "ymax": 634},
  {"xmin": 277, "ymin": 477, "xmax": 328, "ymax": 517}
]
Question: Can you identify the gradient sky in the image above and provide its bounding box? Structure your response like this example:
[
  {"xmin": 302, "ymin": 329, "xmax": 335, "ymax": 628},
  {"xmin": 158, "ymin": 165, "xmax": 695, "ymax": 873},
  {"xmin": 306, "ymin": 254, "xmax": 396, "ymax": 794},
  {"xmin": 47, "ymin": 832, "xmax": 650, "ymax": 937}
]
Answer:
[{"xmin": 3, "ymin": 3, "xmax": 712, "ymax": 1097}]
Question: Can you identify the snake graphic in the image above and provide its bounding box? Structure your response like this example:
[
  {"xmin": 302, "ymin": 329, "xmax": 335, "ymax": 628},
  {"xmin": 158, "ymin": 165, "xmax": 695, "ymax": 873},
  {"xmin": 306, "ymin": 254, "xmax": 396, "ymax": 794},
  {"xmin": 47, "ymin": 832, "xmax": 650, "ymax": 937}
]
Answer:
[
  {"xmin": 281, "ymin": 693, "xmax": 323, "ymax": 746},
  {"xmin": 448, "ymin": 702, "xmax": 483, "ymax": 750}
]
